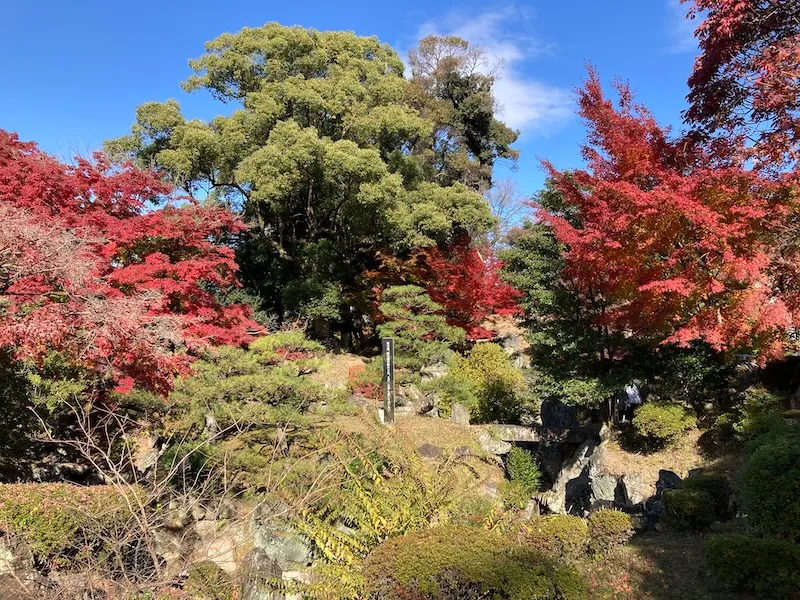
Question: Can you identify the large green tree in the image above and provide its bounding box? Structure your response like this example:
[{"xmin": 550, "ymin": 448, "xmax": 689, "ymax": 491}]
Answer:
[{"xmin": 109, "ymin": 24, "xmax": 512, "ymax": 346}]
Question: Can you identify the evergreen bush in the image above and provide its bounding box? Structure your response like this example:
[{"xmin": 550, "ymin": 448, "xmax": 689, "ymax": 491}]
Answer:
[
  {"xmin": 738, "ymin": 423, "xmax": 800, "ymax": 541},
  {"xmin": 363, "ymin": 526, "xmax": 587, "ymax": 600},
  {"xmin": 706, "ymin": 534, "xmax": 800, "ymax": 599},
  {"xmin": 632, "ymin": 402, "xmax": 695, "ymax": 449},
  {"xmin": 524, "ymin": 515, "xmax": 588, "ymax": 560},
  {"xmin": 662, "ymin": 489, "xmax": 716, "ymax": 531},
  {"xmin": 587, "ymin": 509, "xmax": 633, "ymax": 556},
  {"xmin": 377, "ymin": 286, "xmax": 464, "ymax": 370}
]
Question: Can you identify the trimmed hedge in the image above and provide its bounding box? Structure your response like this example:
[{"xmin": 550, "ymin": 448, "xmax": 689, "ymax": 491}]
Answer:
[
  {"xmin": 679, "ymin": 474, "xmax": 733, "ymax": 521},
  {"xmin": 587, "ymin": 510, "xmax": 633, "ymax": 556},
  {"xmin": 738, "ymin": 424, "xmax": 800, "ymax": 541},
  {"xmin": 662, "ymin": 489, "xmax": 716, "ymax": 531},
  {"xmin": 524, "ymin": 515, "xmax": 588, "ymax": 560},
  {"xmin": 706, "ymin": 534, "xmax": 800, "ymax": 599},
  {"xmin": 632, "ymin": 402, "xmax": 695, "ymax": 449},
  {"xmin": 363, "ymin": 526, "xmax": 587, "ymax": 600}
]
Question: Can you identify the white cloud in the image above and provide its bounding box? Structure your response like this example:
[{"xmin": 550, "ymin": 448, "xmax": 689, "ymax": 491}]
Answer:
[
  {"xmin": 665, "ymin": 0, "xmax": 699, "ymax": 54},
  {"xmin": 414, "ymin": 8, "xmax": 571, "ymax": 134}
]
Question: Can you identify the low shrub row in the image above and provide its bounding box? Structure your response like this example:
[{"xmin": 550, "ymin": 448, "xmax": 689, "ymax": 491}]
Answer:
[{"xmin": 363, "ymin": 526, "xmax": 587, "ymax": 600}]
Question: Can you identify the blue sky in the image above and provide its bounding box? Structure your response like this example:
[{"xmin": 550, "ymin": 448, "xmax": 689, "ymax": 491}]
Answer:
[{"xmin": 1, "ymin": 0, "xmax": 699, "ymax": 197}]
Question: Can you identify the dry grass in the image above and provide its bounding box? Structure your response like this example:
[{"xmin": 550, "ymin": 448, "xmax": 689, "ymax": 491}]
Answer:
[
  {"xmin": 599, "ymin": 429, "xmax": 706, "ymax": 481},
  {"xmin": 308, "ymin": 353, "xmax": 365, "ymax": 389},
  {"xmin": 580, "ymin": 532, "xmax": 753, "ymax": 599}
]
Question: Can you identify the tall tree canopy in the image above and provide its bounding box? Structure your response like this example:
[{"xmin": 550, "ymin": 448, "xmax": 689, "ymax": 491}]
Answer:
[
  {"xmin": 0, "ymin": 131, "xmax": 254, "ymax": 396},
  {"xmin": 683, "ymin": 0, "xmax": 800, "ymax": 170},
  {"xmin": 108, "ymin": 24, "xmax": 514, "ymax": 344},
  {"xmin": 407, "ymin": 35, "xmax": 519, "ymax": 191},
  {"xmin": 534, "ymin": 71, "xmax": 795, "ymax": 361}
]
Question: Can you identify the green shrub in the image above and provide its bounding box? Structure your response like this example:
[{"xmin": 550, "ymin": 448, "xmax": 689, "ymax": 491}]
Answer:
[
  {"xmin": 738, "ymin": 424, "xmax": 800, "ymax": 541},
  {"xmin": 423, "ymin": 375, "xmax": 478, "ymax": 419},
  {"xmin": 449, "ymin": 343, "xmax": 527, "ymax": 423},
  {"xmin": 363, "ymin": 526, "xmax": 587, "ymax": 600},
  {"xmin": 524, "ymin": 515, "xmax": 589, "ymax": 560},
  {"xmin": 500, "ymin": 480, "xmax": 532, "ymax": 510},
  {"xmin": 680, "ymin": 474, "xmax": 733, "ymax": 521},
  {"xmin": 706, "ymin": 534, "xmax": 800, "ymax": 599},
  {"xmin": 587, "ymin": 510, "xmax": 633, "ymax": 556},
  {"xmin": 0, "ymin": 484, "xmax": 135, "ymax": 568},
  {"xmin": 377, "ymin": 286, "xmax": 464, "ymax": 370},
  {"xmin": 632, "ymin": 402, "xmax": 695, "ymax": 449},
  {"xmin": 662, "ymin": 488, "xmax": 716, "ymax": 531},
  {"xmin": 185, "ymin": 561, "xmax": 234, "ymax": 600},
  {"xmin": 505, "ymin": 447, "xmax": 541, "ymax": 495},
  {"xmin": 734, "ymin": 387, "xmax": 784, "ymax": 439}
]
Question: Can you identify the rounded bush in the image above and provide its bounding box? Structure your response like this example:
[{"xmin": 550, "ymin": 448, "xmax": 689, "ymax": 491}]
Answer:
[
  {"xmin": 587, "ymin": 509, "xmax": 633, "ymax": 556},
  {"xmin": 662, "ymin": 488, "xmax": 716, "ymax": 531},
  {"xmin": 738, "ymin": 424, "xmax": 800, "ymax": 541},
  {"xmin": 363, "ymin": 526, "xmax": 587, "ymax": 600},
  {"xmin": 450, "ymin": 343, "xmax": 526, "ymax": 423},
  {"xmin": 679, "ymin": 474, "xmax": 733, "ymax": 521},
  {"xmin": 632, "ymin": 402, "xmax": 695, "ymax": 448},
  {"xmin": 524, "ymin": 515, "xmax": 588, "ymax": 560},
  {"xmin": 706, "ymin": 534, "xmax": 800, "ymax": 599}
]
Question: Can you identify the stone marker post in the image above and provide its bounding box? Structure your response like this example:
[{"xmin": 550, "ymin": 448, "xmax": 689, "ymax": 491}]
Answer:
[{"xmin": 382, "ymin": 337, "xmax": 395, "ymax": 424}]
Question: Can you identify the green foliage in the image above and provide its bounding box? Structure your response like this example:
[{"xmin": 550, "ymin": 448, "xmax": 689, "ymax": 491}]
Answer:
[
  {"xmin": 679, "ymin": 474, "xmax": 734, "ymax": 521},
  {"xmin": 706, "ymin": 534, "xmax": 800, "ymax": 599},
  {"xmin": 448, "ymin": 343, "xmax": 527, "ymax": 423},
  {"xmin": 109, "ymin": 24, "xmax": 504, "ymax": 340},
  {"xmin": 586, "ymin": 510, "xmax": 634, "ymax": 556},
  {"xmin": 524, "ymin": 515, "xmax": 589, "ymax": 560},
  {"xmin": 505, "ymin": 447, "xmax": 541, "ymax": 495},
  {"xmin": 662, "ymin": 489, "xmax": 716, "ymax": 531},
  {"xmin": 716, "ymin": 386, "xmax": 787, "ymax": 443},
  {"xmin": 500, "ymin": 480, "xmax": 533, "ymax": 510},
  {"xmin": 500, "ymin": 185, "xmax": 630, "ymax": 409},
  {"xmin": 636, "ymin": 342, "xmax": 732, "ymax": 409},
  {"xmin": 185, "ymin": 561, "xmax": 234, "ymax": 600},
  {"xmin": 161, "ymin": 333, "xmax": 340, "ymax": 491},
  {"xmin": 0, "ymin": 484, "xmax": 135, "ymax": 568},
  {"xmin": 288, "ymin": 426, "xmax": 480, "ymax": 598},
  {"xmin": 738, "ymin": 423, "xmax": 800, "ymax": 541},
  {"xmin": 376, "ymin": 286, "xmax": 464, "ymax": 370},
  {"xmin": 422, "ymin": 374, "xmax": 478, "ymax": 418},
  {"xmin": 632, "ymin": 402, "xmax": 695, "ymax": 449},
  {"xmin": 363, "ymin": 526, "xmax": 587, "ymax": 600}
]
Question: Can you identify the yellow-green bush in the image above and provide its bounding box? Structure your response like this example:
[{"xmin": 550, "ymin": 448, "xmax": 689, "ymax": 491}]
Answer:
[
  {"xmin": 524, "ymin": 515, "xmax": 588, "ymax": 560},
  {"xmin": 632, "ymin": 402, "xmax": 695, "ymax": 449},
  {"xmin": 449, "ymin": 343, "xmax": 526, "ymax": 423},
  {"xmin": 587, "ymin": 510, "xmax": 633, "ymax": 556},
  {"xmin": 0, "ymin": 483, "xmax": 135, "ymax": 568},
  {"xmin": 363, "ymin": 526, "xmax": 587, "ymax": 600}
]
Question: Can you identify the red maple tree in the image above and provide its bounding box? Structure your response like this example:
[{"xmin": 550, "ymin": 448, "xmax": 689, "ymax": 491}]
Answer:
[
  {"xmin": 683, "ymin": 0, "xmax": 800, "ymax": 170},
  {"xmin": 540, "ymin": 71, "xmax": 794, "ymax": 360},
  {"xmin": 0, "ymin": 131, "xmax": 257, "ymax": 395},
  {"xmin": 418, "ymin": 236, "xmax": 522, "ymax": 339}
]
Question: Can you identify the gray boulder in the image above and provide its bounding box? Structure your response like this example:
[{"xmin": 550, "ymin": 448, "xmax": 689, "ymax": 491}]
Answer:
[
  {"xmin": 450, "ymin": 402, "xmax": 471, "ymax": 425},
  {"xmin": 240, "ymin": 548, "xmax": 283, "ymax": 600},
  {"xmin": 251, "ymin": 524, "xmax": 312, "ymax": 571},
  {"xmin": 476, "ymin": 432, "xmax": 512, "ymax": 456},
  {"xmin": 416, "ymin": 443, "xmax": 443, "ymax": 460},
  {"xmin": 619, "ymin": 473, "xmax": 654, "ymax": 508}
]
